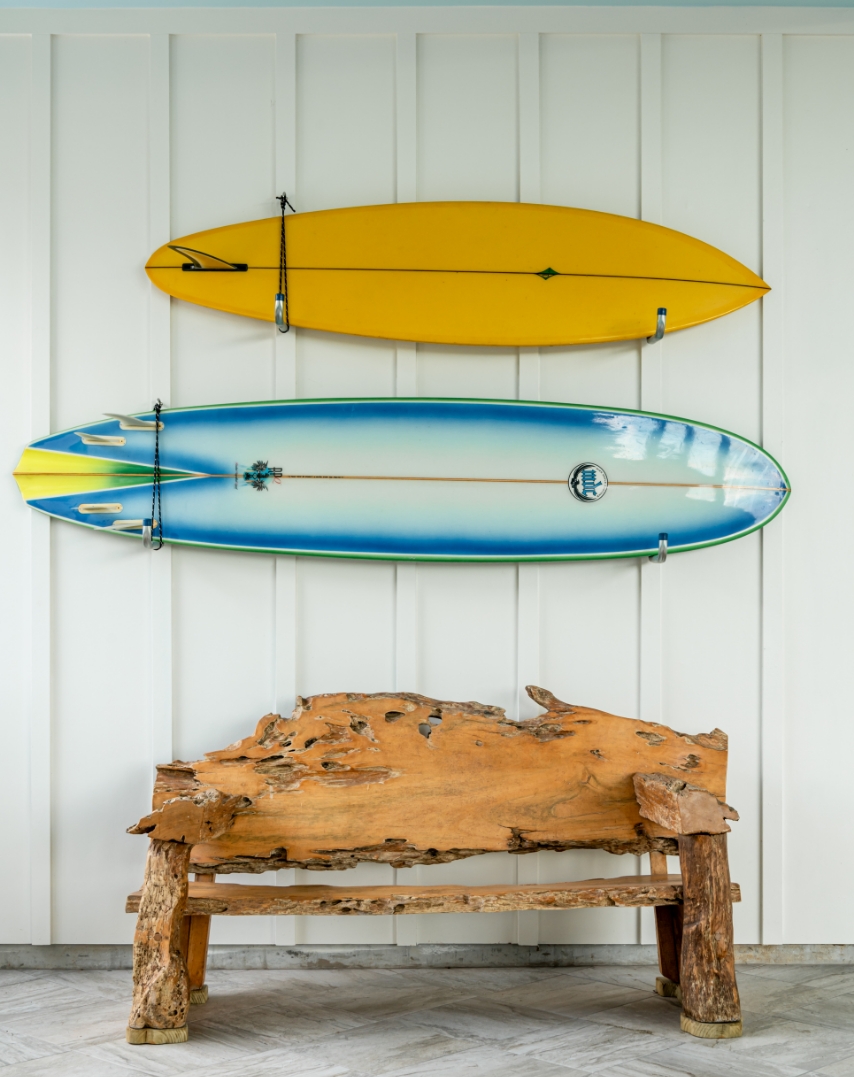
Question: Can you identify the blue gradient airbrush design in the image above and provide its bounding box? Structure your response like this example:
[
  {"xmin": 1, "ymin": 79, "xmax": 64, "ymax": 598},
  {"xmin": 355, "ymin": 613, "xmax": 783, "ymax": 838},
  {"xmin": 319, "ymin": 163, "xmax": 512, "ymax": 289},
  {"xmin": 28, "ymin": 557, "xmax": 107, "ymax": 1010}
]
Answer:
[{"xmin": 25, "ymin": 399, "xmax": 790, "ymax": 561}]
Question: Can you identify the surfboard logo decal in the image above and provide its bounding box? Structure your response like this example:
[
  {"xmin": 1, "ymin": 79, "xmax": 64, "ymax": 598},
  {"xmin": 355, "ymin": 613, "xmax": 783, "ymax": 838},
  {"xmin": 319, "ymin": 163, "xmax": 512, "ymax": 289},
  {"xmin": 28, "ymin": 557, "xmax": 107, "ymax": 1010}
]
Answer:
[
  {"xmin": 243, "ymin": 460, "xmax": 283, "ymax": 492},
  {"xmin": 569, "ymin": 462, "xmax": 608, "ymax": 502}
]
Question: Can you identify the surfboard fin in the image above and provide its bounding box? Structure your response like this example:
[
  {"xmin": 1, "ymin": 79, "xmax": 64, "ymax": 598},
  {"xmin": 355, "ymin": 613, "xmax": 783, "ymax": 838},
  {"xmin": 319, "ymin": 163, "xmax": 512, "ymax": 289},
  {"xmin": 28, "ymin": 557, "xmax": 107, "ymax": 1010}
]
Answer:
[
  {"xmin": 76, "ymin": 432, "xmax": 126, "ymax": 446},
  {"xmin": 104, "ymin": 413, "xmax": 164, "ymax": 432},
  {"xmin": 169, "ymin": 245, "xmax": 248, "ymax": 272}
]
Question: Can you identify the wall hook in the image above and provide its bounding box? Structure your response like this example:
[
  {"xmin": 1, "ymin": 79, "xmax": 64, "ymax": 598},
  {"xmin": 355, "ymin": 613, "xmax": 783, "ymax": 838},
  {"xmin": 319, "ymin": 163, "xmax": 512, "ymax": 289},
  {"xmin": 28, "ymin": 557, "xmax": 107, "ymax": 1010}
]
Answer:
[
  {"xmin": 141, "ymin": 519, "xmax": 159, "ymax": 549},
  {"xmin": 646, "ymin": 308, "xmax": 667, "ymax": 344},
  {"xmin": 275, "ymin": 293, "xmax": 287, "ymax": 333},
  {"xmin": 649, "ymin": 533, "xmax": 668, "ymax": 563}
]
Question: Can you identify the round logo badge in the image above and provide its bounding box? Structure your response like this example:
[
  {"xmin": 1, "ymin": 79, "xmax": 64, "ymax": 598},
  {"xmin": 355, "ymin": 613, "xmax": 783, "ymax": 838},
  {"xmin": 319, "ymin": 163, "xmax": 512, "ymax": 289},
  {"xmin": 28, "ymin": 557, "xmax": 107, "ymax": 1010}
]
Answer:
[{"xmin": 568, "ymin": 462, "xmax": 608, "ymax": 503}]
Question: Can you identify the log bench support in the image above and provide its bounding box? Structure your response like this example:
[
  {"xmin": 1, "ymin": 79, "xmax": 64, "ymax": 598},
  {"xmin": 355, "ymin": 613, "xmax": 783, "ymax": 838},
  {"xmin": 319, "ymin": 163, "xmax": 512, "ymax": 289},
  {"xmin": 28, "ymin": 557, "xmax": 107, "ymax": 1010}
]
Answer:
[
  {"xmin": 126, "ymin": 839, "xmax": 191, "ymax": 1045},
  {"xmin": 636, "ymin": 773, "xmax": 742, "ymax": 1038}
]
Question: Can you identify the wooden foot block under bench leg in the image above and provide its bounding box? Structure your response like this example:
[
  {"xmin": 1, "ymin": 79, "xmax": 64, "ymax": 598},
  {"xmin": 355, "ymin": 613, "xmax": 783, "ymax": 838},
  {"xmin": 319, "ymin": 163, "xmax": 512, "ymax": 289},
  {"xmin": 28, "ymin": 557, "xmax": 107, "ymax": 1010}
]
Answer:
[
  {"xmin": 680, "ymin": 1015, "xmax": 743, "ymax": 1039},
  {"xmin": 655, "ymin": 975, "xmax": 682, "ymax": 1002},
  {"xmin": 126, "ymin": 1026, "xmax": 188, "ymax": 1045},
  {"xmin": 190, "ymin": 985, "xmax": 208, "ymax": 1005}
]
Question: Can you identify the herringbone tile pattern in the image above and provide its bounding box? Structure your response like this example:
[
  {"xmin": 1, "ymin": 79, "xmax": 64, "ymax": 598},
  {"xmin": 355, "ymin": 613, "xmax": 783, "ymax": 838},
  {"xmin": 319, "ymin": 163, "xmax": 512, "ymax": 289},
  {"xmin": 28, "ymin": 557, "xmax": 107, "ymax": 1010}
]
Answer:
[{"xmin": 3, "ymin": 965, "xmax": 854, "ymax": 1076}]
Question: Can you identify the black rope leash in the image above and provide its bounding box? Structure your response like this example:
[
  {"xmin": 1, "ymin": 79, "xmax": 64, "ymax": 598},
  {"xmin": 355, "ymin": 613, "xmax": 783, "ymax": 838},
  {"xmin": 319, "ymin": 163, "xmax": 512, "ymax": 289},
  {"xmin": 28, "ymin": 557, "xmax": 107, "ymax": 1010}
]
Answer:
[
  {"xmin": 150, "ymin": 399, "xmax": 164, "ymax": 550},
  {"xmin": 276, "ymin": 192, "xmax": 296, "ymax": 333}
]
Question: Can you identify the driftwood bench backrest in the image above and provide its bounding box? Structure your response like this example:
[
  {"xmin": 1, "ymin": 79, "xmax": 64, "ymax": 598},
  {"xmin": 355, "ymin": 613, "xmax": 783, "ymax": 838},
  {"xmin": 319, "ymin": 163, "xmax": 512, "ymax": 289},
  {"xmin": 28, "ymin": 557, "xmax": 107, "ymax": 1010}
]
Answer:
[{"xmin": 134, "ymin": 685, "xmax": 729, "ymax": 875}]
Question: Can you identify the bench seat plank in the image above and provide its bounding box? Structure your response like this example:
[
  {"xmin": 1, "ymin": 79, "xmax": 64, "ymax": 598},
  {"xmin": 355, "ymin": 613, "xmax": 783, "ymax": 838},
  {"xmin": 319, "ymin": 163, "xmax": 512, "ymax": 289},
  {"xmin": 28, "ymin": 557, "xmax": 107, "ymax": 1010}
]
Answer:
[{"xmin": 126, "ymin": 876, "xmax": 741, "ymax": 917}]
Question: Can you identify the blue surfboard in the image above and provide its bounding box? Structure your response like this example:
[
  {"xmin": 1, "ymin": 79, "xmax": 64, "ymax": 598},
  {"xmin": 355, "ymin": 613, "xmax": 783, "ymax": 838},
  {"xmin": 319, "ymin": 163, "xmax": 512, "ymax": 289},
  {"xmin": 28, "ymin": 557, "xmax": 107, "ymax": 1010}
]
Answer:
[{"xmin": 14, "ymin": 398, "xmax": 789, "ymax": 561}]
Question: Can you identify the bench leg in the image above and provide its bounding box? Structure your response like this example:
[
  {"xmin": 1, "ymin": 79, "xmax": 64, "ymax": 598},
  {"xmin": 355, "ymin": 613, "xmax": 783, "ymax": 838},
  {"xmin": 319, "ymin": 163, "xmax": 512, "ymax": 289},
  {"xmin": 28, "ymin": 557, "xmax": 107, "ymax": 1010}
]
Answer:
[
  {"xmin": 185, "ymin": 916, "xmax": 211, "ymax": 1004},
  {"xmin": 654, "ymin": 905, "xmax": 683, "ymax": 1000},
  {"xmin": 127, "ymin": 839, "xmax": 192, "ymax": 1045},
  {"xmin": 678, "ymin": 832, "xmax": 742, "ymax": 1038}
]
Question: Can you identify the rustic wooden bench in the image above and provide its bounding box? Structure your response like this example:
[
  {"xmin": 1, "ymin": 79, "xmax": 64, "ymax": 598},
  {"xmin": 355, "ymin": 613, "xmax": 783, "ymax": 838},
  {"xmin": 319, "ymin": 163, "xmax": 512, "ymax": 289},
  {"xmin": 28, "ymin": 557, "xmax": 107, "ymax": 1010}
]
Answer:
[{"xmin": 125, "ymin": 685, "xmax": 742, "ymax": 1045}]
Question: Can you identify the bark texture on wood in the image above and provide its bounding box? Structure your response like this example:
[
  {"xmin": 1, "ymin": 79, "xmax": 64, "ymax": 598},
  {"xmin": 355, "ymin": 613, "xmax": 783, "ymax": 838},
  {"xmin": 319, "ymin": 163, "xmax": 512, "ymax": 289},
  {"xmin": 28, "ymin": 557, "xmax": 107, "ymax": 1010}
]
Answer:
[
  {"xmin": 634, "ymin": 773, "xmax": 738, "ymax": 835},
  {"xmin": 129, "ymin": 789, "xmax": 248, "ymax": 844},
  {"xmin": 127, "ymin": 839, "xmax": 192, "ymax": 1032},
  {"xmin": 126, "ymin": 876, "xmax": 740, "ymax": 917},
  {"xmin": 678, "ymin": 832, "xmax": 741, "ymax": 1026},
  {"xmin": 654, "ymin": 903, "xmax": 684, "ymax": 984},
  {"xmin": 137, "ymin": 687, "xmax": 728, "ymax": 873}
]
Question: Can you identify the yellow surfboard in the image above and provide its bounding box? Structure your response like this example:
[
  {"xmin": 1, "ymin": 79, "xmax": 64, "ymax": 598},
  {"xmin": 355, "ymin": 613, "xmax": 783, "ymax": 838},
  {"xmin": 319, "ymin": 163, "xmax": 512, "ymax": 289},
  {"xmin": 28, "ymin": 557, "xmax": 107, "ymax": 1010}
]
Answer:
[{"xmin": 146, "ymin": 202, "xmax": 768, "ymax": 347}]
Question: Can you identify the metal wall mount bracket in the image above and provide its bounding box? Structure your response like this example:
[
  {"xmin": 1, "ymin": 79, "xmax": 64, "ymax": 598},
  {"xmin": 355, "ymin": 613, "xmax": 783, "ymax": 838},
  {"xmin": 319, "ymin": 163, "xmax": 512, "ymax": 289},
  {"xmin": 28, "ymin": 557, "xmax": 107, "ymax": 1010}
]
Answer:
[
  {"xmin": 649, "ymin": 533, "xmax": 668, "ymax": 563},
  {"xmin": 275, "ymin": 293, "xmax": 287, "ymax": 333},
  {"xmin": 646, "ymin": 308, "xmax": 667, "ymax": 344}
]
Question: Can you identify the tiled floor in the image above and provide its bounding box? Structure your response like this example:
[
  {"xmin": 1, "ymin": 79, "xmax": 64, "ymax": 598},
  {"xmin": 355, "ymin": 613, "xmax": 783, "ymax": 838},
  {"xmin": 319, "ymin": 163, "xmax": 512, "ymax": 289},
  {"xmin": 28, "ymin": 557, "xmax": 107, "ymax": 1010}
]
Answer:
[{"xmin": 3, "ymin": 964, "xmax": 854, "ymax": 1076}]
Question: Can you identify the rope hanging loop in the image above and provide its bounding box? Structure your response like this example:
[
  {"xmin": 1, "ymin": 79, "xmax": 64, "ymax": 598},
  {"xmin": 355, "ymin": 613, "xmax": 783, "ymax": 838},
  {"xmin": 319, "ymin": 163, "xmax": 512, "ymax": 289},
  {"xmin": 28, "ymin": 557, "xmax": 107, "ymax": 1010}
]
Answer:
[
  {"xmin": 276, "ymin": 192, "xmax": 296, "ymax": 334},
  {"xmin": 149, "ymin": 398, "xmax": 164, "ymax": 551}
]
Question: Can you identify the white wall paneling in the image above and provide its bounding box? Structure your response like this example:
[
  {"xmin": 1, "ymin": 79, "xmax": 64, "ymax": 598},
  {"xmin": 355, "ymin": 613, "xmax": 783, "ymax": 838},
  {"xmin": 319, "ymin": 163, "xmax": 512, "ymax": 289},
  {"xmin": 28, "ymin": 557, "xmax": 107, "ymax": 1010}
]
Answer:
[
  {"xmin": 148, "ymin": 33, "xmax": 173, "ymax": 784},
  {"xmin": 0, "ymin": 33, "xmax": 34, "ymax": 945},
  {"xmin": 29, "ymin": 34, "xmax": 52, "ymax": 946},
  {"xmin": 3, "ymin": 8, "xmax": 854, "ymax": 948},
  {"xmin": 759, "ymin": 32, "xmax": 785, "ymax": 947},
  {"xmin": 50, "ymin": 32, "xmax": 154, "ymax": 944},
  {"xmin": 781, "ymin": 34, "xmax": 854, "ymax": 944}
]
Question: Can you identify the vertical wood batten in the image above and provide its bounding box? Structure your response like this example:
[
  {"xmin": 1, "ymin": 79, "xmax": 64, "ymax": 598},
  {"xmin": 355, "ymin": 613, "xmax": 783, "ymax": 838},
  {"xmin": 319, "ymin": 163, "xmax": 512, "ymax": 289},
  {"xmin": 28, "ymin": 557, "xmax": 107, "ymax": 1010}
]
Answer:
[
  {"xmin": 148, "ymin": 34, "xmax": 173, "ymax": 773},
  {"xmin": 515, "ymin": 31, "xmax": 541, "ymax": 946},
  {"xmin": 29, "ymin": 32, "xmax": 52, "ymax": 947},
  {"xmin": 638, "ymin": 33, "xmax": 664, "ymax": 729},
  {"xmin": 395, "ymin": 32, "xmax": 418, "ymax": 395},
  {"xmin": 394, "ymin": 29, "xmax": 419, "ymax": 947},
  {"xmin": 760, "ymin": 32, "xmax": 784, "ymax": 946},
  {"xmin": 274, "ymin": 29, "xmax": 299, "ymax": 947},
  {"xmin": 638, "ymin": 32, "xmax": 663, "ymax": 946}
]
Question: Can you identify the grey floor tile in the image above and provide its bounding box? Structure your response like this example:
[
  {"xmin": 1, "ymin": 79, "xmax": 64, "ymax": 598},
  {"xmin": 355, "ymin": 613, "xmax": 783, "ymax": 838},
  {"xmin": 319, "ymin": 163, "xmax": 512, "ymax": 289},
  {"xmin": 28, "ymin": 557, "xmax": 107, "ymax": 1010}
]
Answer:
[
  {"xmin": 693, "ymin": 1012, "xmax": 854, "ymax": 1072},
  {"xmin": 10, "ymin": 964, "xmax": 854, "ymax": 1077},
  {"xmin": 777, "ymin": 994, "xmax": 854, "ymax": 1033},
  {"xmin": 588, "ymin": 1059, "xmax": 713, "ymax": 1077},
  {"xmin": 0, "ymin": 996, "xmax": 131, "ymax": 1048},
  {"xmin": 0, "ymin": 1028, "xmax": 61, "ymax": 1067},
  {"xmin": 574, "ymin": 967, "xmax": 661, "ymax": 995},
  {"xmin": 402, "ymin": 968, "xmax": 566, "ymax": 994},
  {"xmin": 82, "ymin": 1023, "xmax": 286, "ymax": 1077},
  {"xmin": 371, "ymin": 1042, "xmax": 583, "ymax": 1076},
  {"xmin": 490, "ymin": 975, "xmax": 647, "ymax": 1019},
  {"xmin": 0, "ymin": 1053, "xmax": 130, "ymax": 1076},
  {"xmin": 584, "ymin": 996, "xmax": 685, "ymax": 1039},
  {"xmin": 814, "ymin": 1052, "xmax": 854, "ymax": 1076},
  {"xmin": 740, "ymin": 967, "xmax": 854, "ymax": 990},
  {"xmin": 648, "ymin": 1041, "xmax": 806, "ymax": 1077},
  {"xmin": 399, "ymin": 998, "xmax": 573, "ymax": 1043},
  {"xmin": 194, "ymin": 999, "xmax": 373, "ymax": 1046},
  {"xmin": 283, "ymin": 1017, "xmax": 482, "ymax": 1075},
  {"xmin": 0, "ymin": 973, "xmax": 49, "ymax": 990},
  {"xmin": 333, "ymin": 983, "xmax": 477, "ymax": 1021},
  {"xmin": 201, "ymin": 1055, "xmax": 351, "ymax": 1077},
  {"xmin": 505, "ymin": 1016, "xmax": 674, "ymax": 1072},
  {"xmin": 51, "ymin": 970, "xmax": 133, "ymax": 998},
  {"xmin": 738, "ymin": 974, "xmax": 854, "ymax": 1018},
  {"xmin": 210, "ymin": 968, "xmax": 362, "ymax": 995},
  {"xmin": 0, "ymin": 979, "xmax": 92, "ymax": 1018}
]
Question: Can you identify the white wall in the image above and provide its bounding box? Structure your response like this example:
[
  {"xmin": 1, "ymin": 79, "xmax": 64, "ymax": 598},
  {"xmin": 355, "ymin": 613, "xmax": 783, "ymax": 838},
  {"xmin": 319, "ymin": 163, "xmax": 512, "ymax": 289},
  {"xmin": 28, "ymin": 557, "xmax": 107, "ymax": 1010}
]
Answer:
[{"xmin": 2, "ymin": 6, "xmax": 853, "ymax": 949}]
